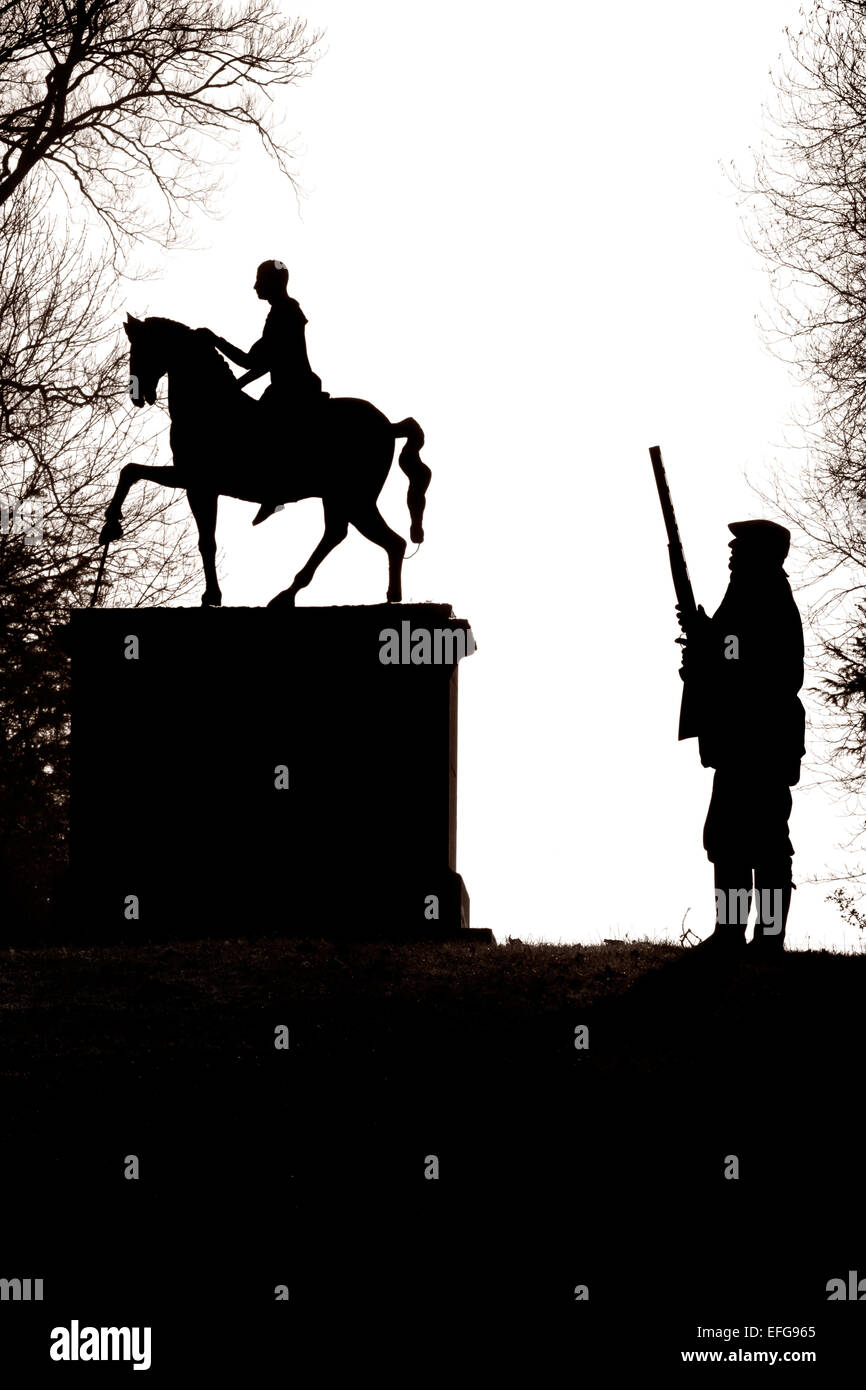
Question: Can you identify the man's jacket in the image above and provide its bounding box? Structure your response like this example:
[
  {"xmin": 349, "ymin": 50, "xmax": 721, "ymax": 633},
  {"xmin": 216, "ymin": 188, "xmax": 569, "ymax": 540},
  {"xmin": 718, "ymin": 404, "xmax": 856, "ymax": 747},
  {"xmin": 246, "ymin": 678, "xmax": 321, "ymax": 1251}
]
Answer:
[{"xmin": 683, "ymin": 568, "xmax": 806, "ymax": 783}]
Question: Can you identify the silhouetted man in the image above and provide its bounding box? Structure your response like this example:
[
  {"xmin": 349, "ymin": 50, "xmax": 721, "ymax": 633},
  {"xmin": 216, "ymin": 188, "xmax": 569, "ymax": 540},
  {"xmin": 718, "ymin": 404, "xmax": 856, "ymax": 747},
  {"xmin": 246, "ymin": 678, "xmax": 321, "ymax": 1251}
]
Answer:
[
  {"xmin": 681, "ymin": 521, "xmax": 806, "ymax": 958},
  {"xmin": 199, "ymin": 259, "xmax": 327, "ymax": 524}
]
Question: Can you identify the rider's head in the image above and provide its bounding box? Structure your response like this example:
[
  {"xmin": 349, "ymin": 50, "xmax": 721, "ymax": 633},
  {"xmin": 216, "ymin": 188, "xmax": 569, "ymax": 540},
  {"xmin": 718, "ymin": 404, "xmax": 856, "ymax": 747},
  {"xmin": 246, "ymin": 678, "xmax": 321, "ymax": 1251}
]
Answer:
[{"xmin": 255, "ymin": 259, "xmax": 289, "ymax": 301}]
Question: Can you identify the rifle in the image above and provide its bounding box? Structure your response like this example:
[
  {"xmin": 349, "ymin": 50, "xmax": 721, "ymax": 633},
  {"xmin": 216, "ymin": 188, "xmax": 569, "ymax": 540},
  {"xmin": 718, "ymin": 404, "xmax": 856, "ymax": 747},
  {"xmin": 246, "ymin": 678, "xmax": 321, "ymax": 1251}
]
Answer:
[{"xmin": 649, "ymin": 444, "xmax": 701, "ymax": 740}]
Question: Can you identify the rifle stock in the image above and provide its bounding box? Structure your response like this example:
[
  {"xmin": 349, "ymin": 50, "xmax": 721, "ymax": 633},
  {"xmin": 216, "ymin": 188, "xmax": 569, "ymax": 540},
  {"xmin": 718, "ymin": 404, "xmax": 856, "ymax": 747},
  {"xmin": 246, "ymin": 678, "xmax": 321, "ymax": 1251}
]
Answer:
[{"xmin": 649, "ymin": 444, "xmax": 701, "ymax": 740}]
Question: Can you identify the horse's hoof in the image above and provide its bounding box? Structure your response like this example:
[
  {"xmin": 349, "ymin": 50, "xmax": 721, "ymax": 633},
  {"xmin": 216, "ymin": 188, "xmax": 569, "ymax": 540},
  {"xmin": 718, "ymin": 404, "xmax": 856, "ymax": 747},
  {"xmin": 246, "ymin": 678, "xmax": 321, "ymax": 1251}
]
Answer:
[
  {"xmin": 386, "ymin": 589, "xmax": 402, "ymax": 603},
  {"xmin": 267, "ymin": 590, "xmax": 296, "ymax": 609},
  {"xmin": 99, "ymin": 519, "xmax": 123, "ymax": 544},
  {"xmin": 201, "ymin": 590, "xmax": 222, "ymax": 608}
]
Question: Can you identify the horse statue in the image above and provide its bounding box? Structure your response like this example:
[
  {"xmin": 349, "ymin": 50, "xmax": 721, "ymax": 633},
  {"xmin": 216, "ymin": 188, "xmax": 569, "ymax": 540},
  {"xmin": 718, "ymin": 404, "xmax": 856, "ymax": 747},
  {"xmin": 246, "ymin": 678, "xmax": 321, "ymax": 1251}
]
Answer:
[{"xmin": 98, "ymin": 315, "xmax": 431, "ymax": 607}]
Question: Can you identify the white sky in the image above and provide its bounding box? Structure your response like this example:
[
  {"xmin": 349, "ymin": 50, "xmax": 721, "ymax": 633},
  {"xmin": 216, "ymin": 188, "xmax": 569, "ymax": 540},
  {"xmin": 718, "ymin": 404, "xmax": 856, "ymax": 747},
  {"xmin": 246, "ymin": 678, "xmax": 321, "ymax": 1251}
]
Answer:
[{"xmin": 134, "ymin": 0, "xmax": 865, "ymax": 950}]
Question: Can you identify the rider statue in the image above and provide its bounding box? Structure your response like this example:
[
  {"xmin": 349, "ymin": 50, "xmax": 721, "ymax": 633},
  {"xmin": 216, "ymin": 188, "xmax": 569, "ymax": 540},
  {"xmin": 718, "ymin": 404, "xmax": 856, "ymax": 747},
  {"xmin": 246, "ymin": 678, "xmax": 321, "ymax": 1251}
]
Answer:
[{"xmin": 199, "ymin": 259, "xmax": 328, "ymax": 525}]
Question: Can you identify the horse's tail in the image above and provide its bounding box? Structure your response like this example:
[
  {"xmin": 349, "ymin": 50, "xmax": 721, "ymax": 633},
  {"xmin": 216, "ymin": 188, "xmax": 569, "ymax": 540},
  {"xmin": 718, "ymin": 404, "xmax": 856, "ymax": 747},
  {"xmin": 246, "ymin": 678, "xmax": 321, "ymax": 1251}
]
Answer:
[{"xmin": 392, "ymin": 417, "xmax": 431, "ymax": 544}]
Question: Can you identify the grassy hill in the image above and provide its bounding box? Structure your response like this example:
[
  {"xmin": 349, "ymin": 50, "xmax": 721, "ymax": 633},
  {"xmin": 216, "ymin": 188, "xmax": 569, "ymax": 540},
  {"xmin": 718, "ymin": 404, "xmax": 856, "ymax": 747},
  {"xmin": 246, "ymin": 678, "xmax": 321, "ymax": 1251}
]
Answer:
[
  {"xmin": 1, "ymin": 933, "xmax": 861, "ymax": 1081},
  {"xmin": 0, "ymin": 935, "xmax": 862, "ymax": 1367}
]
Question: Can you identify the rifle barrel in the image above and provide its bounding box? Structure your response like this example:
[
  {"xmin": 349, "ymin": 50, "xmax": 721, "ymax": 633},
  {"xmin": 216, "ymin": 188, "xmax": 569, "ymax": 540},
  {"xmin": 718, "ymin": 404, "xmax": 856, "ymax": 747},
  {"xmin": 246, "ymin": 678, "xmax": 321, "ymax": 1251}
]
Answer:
[{"xmin": 649, "ymin": 444, "xmax": 696, "ymax": 626}]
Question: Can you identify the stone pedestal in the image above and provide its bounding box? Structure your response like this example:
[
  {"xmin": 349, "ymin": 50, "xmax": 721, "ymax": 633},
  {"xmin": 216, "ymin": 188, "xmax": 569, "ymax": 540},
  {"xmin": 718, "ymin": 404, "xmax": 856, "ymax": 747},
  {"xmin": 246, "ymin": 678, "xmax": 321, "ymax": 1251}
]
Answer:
[{"xmin": 70, "ymin": 605, "xmax": 483, "ymax": 940}]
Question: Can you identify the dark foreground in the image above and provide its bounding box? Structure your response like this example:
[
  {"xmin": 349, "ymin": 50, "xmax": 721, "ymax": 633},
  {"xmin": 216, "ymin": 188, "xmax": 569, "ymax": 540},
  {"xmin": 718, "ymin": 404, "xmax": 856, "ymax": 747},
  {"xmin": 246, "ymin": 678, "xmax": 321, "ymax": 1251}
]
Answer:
[{"xmin": 0, "ymin": 936, "xmax": 862, "ymax": 1373}]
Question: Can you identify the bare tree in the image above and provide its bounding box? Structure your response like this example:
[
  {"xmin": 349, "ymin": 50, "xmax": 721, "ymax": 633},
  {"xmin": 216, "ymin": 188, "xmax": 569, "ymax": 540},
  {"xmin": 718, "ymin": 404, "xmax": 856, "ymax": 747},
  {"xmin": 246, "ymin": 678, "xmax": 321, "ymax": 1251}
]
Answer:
[
  {"xmin": 0, "ymin": 0, "xmax": 319, "ymax": 254},
  {"xmin": 736, "ymin": 2, "xmax": 866, "ymax": 792}
]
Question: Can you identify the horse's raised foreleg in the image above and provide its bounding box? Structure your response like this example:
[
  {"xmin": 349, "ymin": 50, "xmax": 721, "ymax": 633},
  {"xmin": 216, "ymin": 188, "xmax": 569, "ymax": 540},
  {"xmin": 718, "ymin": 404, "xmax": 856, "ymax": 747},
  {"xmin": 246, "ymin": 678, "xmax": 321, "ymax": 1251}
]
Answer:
[
  {"xmin": 187, "ymin": 488, "xmax": 221, "ymax": 607},
  {"xmin": 351, "ymin": 505, "xmax": 407, "ymax": 602},
  {"xmin": 268, "ymin": 505, "xmax": 349, "ymax": 608},
  {"xmin": 99, "ymin": 465, "xmax": 183, "ymax": 543}
]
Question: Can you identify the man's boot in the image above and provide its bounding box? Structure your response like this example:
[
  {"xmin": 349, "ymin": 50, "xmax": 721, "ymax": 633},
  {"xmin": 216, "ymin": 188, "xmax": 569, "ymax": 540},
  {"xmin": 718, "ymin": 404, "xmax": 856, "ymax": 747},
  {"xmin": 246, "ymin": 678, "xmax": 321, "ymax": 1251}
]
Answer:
[
  {"xmin": 749, "ymin": 869, "xmax": 792, "ymax": 959},
  {"xmin": 692, "ymin": 927, "xmax": 747, "ymax": 958},
  {"xmin": 692, "ymin": 866, "xmax": 750, "ymax": 957}
]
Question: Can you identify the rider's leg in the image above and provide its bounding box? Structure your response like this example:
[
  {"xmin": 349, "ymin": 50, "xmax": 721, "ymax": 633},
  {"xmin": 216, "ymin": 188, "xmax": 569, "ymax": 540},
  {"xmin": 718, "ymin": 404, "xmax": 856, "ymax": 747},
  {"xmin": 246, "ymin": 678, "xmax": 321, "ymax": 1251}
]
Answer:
[
  {"xmin": 253, "ymin": 391, "xmax": 325, "ymax": 526},
  {"xmin": 252, "ymin": 386, "xmax": 285, "ymax": 526},
  {"xmin": 253, "ymin": 498, "xmax": 279, "ymax": 526}
]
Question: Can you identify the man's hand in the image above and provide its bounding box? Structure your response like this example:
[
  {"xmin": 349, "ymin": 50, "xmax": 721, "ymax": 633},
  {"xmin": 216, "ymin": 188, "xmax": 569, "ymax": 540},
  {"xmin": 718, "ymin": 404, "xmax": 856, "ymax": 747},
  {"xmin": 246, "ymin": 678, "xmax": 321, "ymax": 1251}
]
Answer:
[
  {"xmin": 677, "ymin": 604, "xmax": 710, "ymax": 679},
  {"xmin": 195, "ymin": 327, "xmax": 218, "ymax": 346},
  {"xmin": 676, "ymin": 602, "xmax": 710, "ymax": 636}
]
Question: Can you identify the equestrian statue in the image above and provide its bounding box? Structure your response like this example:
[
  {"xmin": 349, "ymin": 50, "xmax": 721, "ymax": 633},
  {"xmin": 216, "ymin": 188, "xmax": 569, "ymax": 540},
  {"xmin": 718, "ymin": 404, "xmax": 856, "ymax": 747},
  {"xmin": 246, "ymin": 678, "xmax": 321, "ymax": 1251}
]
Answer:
[{"xmin": 98, "ymin": 259, "xmax": 431, "ymax": 607}]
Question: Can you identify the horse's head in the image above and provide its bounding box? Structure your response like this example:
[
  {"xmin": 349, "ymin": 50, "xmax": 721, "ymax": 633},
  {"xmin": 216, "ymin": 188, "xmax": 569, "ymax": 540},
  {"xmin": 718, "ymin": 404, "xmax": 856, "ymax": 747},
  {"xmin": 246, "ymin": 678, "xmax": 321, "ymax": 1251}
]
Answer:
[
  {"xmin": 125, "ymin": 315, "xmax": 235, "ymax": 410},
  {"xmin": 125, "ymin": 314, "xmax": 166, "ymax": 407}
]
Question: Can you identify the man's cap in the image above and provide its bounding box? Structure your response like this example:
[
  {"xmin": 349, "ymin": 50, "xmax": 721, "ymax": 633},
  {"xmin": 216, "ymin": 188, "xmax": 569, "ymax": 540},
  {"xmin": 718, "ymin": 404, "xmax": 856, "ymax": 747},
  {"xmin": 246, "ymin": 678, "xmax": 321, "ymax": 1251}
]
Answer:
[{"xmin": 728, "ymin": 519, "xmax": 790, "ymax": 560}]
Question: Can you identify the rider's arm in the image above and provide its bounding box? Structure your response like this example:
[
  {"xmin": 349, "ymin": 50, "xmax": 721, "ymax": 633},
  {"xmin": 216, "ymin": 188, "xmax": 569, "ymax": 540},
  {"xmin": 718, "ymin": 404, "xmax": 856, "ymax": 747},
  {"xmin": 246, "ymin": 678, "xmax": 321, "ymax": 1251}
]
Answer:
[
  {"xmin": 232, "ymin": 332, "xmax": 272, "ymax": 388},
  {"xmin": 212, "ymin": 336, "xmax": 252, "ymax": 369},
  {"xmin": 236, "ymin": 366, "xmax": 268, "ymax": 388},
  {"xmin": 229, "ymin": 330, "xmax": 274, "ymax": 384},
  {"xmin": 198, "ymin": 328, "xmax": 269, "ymax": 376}
]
